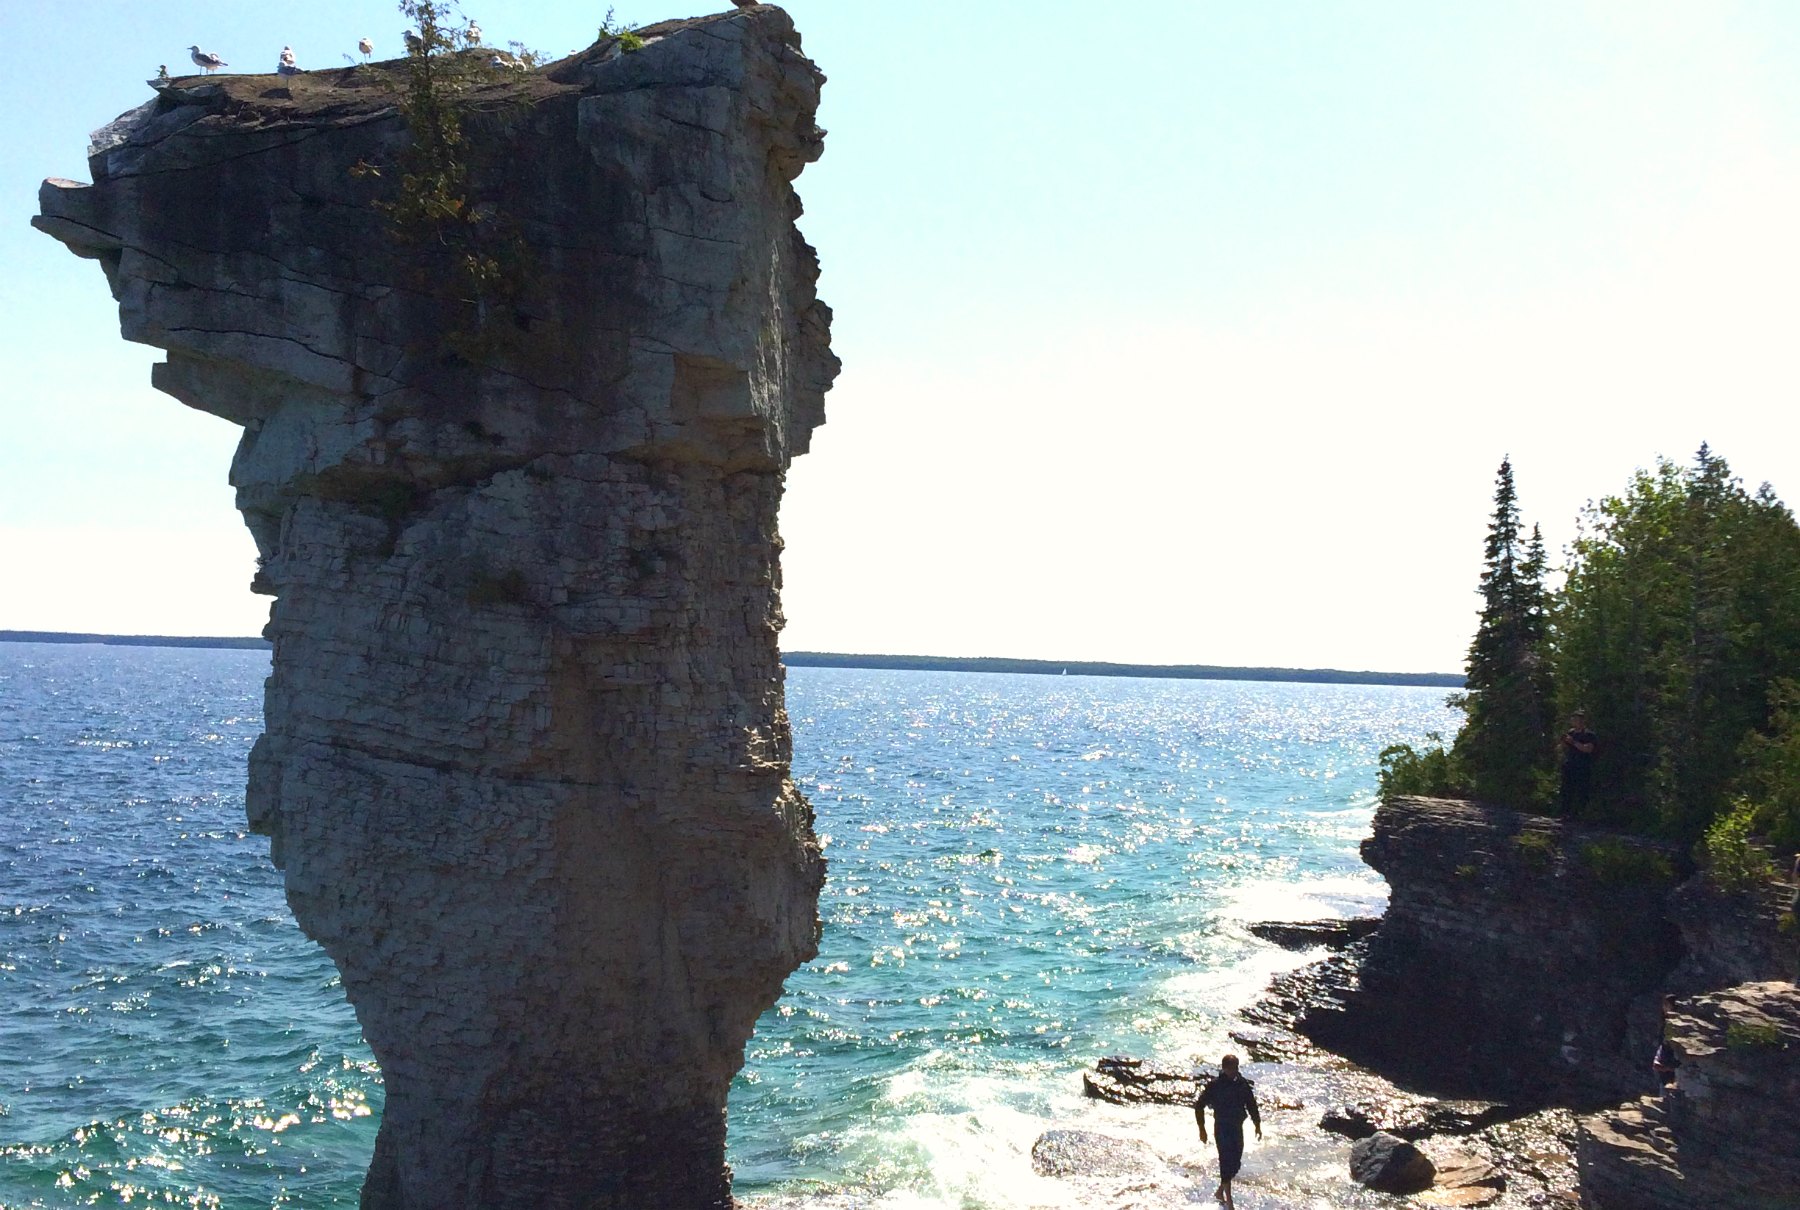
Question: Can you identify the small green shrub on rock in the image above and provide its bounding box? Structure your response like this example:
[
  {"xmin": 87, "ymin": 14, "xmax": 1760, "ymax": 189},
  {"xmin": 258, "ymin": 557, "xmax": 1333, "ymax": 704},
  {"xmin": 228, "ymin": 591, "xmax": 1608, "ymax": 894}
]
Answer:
[
  {"xmin": 1513, "ymin": 829, "xmax": 1557, "ymax": 867},
  {"xmin": 1377, "ymin": 734, "xmax": 1469, "ymax": 801},
  {"xmin": 1725, "ymin": 1020, "xmax": 1784, "ymax": 1050},
  {"xmin": 1698, "ymin": 801, "xmax": 1774, "ymax": 893},
  {"xmin": 1579, "ymin": 837, "xmax": 1675, "ymax": 886}
]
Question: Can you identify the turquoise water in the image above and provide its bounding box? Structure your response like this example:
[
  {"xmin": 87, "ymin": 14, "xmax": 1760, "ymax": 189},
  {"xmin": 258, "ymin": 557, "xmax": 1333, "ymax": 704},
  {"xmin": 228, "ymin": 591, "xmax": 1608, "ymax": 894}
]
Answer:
[{"xmin": 0, "ymin": 645, "xmax": 1457, "ymax": 1207}]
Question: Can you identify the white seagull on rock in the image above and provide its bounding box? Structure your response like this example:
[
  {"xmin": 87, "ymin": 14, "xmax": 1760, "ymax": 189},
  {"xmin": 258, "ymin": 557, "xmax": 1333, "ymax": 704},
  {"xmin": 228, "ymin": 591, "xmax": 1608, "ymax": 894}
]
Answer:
[
  {"xmin": 466, "ymin": 20, "xmax": 482, "ymax": 45},
  {"xmin": 277, "ymin": 46, "xmax": 299, "ymax": 75},
  {"xmin": 188, "ymin": 45, "xmax": 227, "ymax": 73},
  {"xmin": 359, "ymin": 36, "xmax": 374, "ymax": 61}
]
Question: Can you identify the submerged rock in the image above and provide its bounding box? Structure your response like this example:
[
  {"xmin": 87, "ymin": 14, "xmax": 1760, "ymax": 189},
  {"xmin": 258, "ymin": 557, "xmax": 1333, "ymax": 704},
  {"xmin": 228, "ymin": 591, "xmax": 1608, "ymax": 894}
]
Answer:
[
  {"xmin": 1029, "ymin": 1129, "xmax": 1162, "ymax": 1179},
  {"xmin": 37, "ymin": 11, "xmax": 835, "ymax": 1209}
]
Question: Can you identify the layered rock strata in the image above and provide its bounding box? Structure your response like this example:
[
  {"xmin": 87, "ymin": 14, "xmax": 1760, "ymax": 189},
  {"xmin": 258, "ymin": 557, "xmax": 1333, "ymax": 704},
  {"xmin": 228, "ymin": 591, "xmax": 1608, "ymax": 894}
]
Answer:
[
  {"xmin": 1577, "ymin": 982, "xmax": 1800, "ymax": 1210},
  {"xmin": 36, "ymin": 11, "xmax": 835, "ymax": 1207},
  {"xmin": 1296, "ymin": 797, "xmax": 1791, "ymax": 1104}
]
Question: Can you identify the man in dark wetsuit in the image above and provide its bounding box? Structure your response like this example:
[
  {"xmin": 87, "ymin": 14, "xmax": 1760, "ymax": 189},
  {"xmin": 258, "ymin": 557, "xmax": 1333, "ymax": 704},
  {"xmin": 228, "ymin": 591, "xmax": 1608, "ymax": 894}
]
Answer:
[
  {"xmin": 1194, "ymin": 1054, "xmax": 1262, "ymax": 1206},
  {"xmin": 1558, "ymin": 712, "xmax": 1598, "ymax": 816}
]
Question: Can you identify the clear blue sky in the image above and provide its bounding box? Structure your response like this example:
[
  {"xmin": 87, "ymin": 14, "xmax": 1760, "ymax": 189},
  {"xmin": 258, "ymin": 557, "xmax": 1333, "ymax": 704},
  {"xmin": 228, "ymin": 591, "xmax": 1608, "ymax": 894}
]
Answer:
[{"xmin": 5, "ymin": 2, "xmax": 1800, "ymax": 672}]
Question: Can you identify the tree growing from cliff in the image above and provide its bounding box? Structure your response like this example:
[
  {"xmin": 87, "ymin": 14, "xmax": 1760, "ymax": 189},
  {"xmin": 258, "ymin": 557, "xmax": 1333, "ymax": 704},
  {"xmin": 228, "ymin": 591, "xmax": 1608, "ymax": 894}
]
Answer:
[
  {"xmin": 1453, "ymin": 458, "xmax": 1555, "ymax": 809},
  {"xmin": 353, "ymin": 0, "xmax": 526, "ymax": 343}
]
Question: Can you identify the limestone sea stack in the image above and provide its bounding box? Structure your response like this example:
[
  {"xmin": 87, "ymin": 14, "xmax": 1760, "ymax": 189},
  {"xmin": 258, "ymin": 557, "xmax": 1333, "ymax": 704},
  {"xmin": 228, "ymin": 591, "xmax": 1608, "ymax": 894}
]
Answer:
[{"xmin": 35, "ymin": 11, "xmax": 836, "ymax": 1208}]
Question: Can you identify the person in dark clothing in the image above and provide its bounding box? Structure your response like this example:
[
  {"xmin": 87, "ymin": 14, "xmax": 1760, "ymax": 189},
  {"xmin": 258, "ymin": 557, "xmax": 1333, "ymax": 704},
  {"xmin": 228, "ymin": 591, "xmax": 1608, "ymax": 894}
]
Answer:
[
  {"xmin": 1194, "ymin": 1054, "xmax": 1262, "ymax": 1206},
  {"xmin": 1558, "ymin": 712, "xmax": 1598, "ymax": 816},
  {"xmin": 1653, "ymin": 994, "xmax": 1682, "ymax": 1095}
]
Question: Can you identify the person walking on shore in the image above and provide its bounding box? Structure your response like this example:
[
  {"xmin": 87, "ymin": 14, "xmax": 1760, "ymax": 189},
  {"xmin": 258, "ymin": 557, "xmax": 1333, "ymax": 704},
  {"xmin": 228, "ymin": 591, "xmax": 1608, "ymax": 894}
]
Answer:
[{"xmin": 1195, "ymin": 1054, "xmax": 1262, "ymax": 1207}]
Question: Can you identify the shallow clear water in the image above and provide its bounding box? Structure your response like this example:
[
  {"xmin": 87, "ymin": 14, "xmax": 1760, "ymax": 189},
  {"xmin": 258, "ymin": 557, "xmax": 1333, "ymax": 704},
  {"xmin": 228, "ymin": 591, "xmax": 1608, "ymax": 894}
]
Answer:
[{"xmin": 0, "ymin": 645, "xmax": 1457, "ymax": 1207}]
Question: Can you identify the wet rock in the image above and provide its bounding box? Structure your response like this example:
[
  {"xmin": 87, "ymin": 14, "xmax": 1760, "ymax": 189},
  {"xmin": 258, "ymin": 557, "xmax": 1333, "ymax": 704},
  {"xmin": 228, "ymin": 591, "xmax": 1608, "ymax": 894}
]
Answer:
[
  {"xmin": 1030, "ymin": 1129, "xmax": 1162, "ymax": 1179},
  {"xmin": 1319, "ymin": 1095, "xmax": 1517, "ymax": 1141},
  {"xmin": 1350, "ymin": 1131, "xmax": 1438, "ymax": 1193},
  {"xmin": 1249, "ymin": 918, "xmax": 1381, "ymax": 951},
  {"xmin": 1082, "ymin": 1056, "xmax": 1197, "ymax": 1106},
  {"xmin": 1416, "ymin": 1153, "xmax": 1504, "ymax": 1207},
  {"xmin": 1229, "ymin": 1023, "xmax": 1316, "ymax": 1064}
]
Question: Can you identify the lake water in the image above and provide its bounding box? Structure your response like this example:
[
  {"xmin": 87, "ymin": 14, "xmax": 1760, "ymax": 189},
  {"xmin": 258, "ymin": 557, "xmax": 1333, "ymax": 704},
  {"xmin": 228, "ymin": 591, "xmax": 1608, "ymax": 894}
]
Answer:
[{"xmin": 0, "ymin": 643, "xmax": 1457, "ymax": 1207}]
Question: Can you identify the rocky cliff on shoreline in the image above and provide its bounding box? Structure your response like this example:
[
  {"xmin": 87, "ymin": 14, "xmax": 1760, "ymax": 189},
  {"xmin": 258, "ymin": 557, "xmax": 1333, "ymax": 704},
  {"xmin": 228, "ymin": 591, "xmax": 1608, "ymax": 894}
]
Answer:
[
  {"xmin": 36, "ymin": 11, "xmax": 835, "ymax": 1207},
  {"xmin": 1253, "ymin": 796, "xmax": 1796, "ymax": 1209}
]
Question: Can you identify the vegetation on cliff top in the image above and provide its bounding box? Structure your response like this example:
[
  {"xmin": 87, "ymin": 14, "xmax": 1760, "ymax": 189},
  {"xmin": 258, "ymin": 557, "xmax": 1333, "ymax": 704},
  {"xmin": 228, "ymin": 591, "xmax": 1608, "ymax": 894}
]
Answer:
[
  {"xmin": 351, "ymin": 0, "xmax": 535, "ymax": 347},
  {"xmin": 1380, "ymin": 446, "xmax": 1800, "ymax": 875}
]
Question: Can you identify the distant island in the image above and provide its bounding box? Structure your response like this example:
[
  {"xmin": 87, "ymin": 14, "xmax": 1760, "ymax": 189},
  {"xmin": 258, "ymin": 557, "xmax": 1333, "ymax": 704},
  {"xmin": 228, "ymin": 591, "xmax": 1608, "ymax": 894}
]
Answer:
[
  {"xmin": 1, "ymin": 630, "xmax": 271, "ymax": 650},
  {"xmin": 1, "ymin": 632, "xmax": 1462, "ymax": 687},
  {"xmin": 783, "ymin": 652, "xmax": 1462, "ymax": 687}
]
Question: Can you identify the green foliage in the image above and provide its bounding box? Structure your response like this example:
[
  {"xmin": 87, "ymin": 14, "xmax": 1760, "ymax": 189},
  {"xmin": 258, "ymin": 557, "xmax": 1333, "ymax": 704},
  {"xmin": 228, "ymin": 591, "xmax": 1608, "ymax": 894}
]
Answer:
[
  {"xmin": 1513, "ymin": 829, "xmax": 1557, "ymax": 867},
  {"xmin": 1432, "ymin": 446, "xmax": 1800, "ymax": 844},
  {"xmin": 1454, "ymin": 863, "xmax": 1478, "ymax": 879},
  {"xmin": 1554, "ymin": 447, "xmax": 1800, "ymax": 839},
  {"xmin": 1724, "ymin": 1020, "xmax": 1784, "ymax": 1049},
  {"xmin": 599, "ymin": 7, "xmax": 646, "ymax": 52},
  {"xmin": 1579, "ymin": 837, "xmax": 1676, "ymax": 887},
  {"xmin": 1780, "ymin": 912, "xmax": 1797, "ymax": 935},
  {"xmin": 1453, "ymin": 459, "xmax": 1555, "ymax": 810},
  {"xmin": 1377, "ymin": 732, "xmax": 1469, "ymax": 801},
  {"xmin": 1697, "ymin": 800, "xmax": 1775, "ymax": 892},
  {"xmin": 358, "ymin": 0, "xmax": 531, "ymax": 344},
  {"xmin": 1733, "ymin": 679, "xmax": 1800, "ymax": 850}
]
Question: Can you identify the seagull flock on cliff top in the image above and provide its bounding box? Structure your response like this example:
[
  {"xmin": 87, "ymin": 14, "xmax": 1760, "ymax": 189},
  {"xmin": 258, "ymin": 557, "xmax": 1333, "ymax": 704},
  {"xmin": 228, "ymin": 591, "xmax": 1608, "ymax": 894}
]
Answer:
[{"xmin": 175, "ymin": 8, "xmax": 772, "ymax": 84}]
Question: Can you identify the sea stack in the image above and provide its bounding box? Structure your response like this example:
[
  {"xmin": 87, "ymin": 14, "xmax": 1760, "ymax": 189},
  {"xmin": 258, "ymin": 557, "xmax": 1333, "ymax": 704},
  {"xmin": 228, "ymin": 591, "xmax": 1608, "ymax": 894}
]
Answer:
[{"xmin": 35, "ymin": 10, "xmax": 835, "ymax": 1208}]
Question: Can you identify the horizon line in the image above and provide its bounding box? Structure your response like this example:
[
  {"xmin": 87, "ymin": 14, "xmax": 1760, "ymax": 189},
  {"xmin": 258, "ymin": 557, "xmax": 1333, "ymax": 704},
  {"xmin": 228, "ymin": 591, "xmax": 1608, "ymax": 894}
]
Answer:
[{"xmin": 0, "ymin": 630, "xmax": 1465, "ymax": 688}]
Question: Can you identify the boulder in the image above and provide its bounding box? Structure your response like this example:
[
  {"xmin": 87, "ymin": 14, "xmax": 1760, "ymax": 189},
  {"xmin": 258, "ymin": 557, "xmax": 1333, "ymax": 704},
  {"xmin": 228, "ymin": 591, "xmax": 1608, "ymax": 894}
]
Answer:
[
  {"xmin": 1349, "ymin": 1131, "xmax": 1438, "ymax": 1193},
  {"xmin": 1029, "ymin": 1130, "xmax": 1161, "ymax": 1180}
]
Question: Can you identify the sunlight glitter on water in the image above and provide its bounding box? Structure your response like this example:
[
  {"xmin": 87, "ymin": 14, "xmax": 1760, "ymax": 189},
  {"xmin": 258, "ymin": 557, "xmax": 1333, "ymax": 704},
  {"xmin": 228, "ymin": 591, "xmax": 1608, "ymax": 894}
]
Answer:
[{"xmin": 0, "ymin": 648, "xmax": 1458, "ymax": 1208}]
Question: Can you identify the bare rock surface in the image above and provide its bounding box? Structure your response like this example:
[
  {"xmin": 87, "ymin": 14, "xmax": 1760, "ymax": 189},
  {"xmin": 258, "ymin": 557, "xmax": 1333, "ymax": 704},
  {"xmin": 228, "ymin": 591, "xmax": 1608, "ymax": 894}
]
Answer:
[{"xmin": 37, "ymin": 12, "xmax": 835, "ymax": 1209}]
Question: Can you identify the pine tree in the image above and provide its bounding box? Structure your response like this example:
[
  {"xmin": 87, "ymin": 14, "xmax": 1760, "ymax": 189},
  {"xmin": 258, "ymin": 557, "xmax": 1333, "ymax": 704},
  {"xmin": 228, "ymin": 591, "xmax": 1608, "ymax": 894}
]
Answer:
[{"xmin": 1455, "ymin": 458, "xmax": 1555, "ymax": 808}]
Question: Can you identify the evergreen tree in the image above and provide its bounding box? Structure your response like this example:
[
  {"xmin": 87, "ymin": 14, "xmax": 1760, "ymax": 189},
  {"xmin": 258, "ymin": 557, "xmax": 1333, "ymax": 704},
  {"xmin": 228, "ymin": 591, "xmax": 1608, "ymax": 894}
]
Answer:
[
  {"xmin": 1555, "ymin": 447, "xmax": 1800, "ymax": 837},
  {"xmin": 1454, "ymin": 458, "xmax": 1555, "ymax": 808}
]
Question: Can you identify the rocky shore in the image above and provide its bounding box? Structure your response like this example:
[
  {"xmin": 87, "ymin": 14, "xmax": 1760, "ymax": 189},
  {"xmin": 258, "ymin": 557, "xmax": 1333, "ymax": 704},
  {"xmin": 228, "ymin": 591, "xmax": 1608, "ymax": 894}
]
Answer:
[{"xmin": 1014, "ymin": 797, "xmax": 1797, "ymax": 1209}]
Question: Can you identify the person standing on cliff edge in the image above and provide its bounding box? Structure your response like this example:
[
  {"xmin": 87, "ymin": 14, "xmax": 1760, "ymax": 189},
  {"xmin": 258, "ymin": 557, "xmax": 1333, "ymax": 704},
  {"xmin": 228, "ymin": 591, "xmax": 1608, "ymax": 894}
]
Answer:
[
  {"xmin": 1558, "ymin": 712, "xmax": 1598, "ymax": 816},
  {"xmin": 1195, "ymin": 1054, "xmax": 1262, "ymax": 1207}
]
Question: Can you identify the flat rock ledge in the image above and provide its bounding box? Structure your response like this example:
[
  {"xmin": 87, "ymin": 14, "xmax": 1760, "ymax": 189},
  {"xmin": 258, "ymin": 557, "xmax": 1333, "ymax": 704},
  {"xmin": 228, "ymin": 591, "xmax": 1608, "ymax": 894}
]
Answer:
[{"xmin": 38, "ymin": 11, "xmax": 835, "ymax": 1209}]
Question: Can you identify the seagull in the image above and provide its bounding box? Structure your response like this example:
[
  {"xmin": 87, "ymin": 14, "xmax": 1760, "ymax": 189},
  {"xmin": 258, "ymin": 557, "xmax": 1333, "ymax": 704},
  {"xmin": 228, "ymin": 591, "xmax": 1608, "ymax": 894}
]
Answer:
[
  {"xmin": 403, "ymin": 29, "xmax": 423, "ymax": 53},
  {"xmin": 359, "ymin": 36, "xmax": 374, "ymax": 61},
  {"xmin": 188, "ymin": 45, "xmax": 227, "ymax": 74},
  {"xmin": 466, "ymin": 20, "xmax": 482, "ymax": 45},
  {"xmin": 277, "ymin": 45, "xmax": 299, "ymax": 75}
]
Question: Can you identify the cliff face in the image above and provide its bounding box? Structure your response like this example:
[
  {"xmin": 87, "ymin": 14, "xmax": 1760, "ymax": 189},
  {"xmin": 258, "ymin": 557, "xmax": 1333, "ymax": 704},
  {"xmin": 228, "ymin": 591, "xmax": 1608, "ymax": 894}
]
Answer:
[
  {"xmin": 1302, "ymin": 798, "xmax": 1788, "ymax": 1106},
  {"xmin": 1577, "ymin": 982, "xmax": 1800, "ymax": 1210},
  {"xmin": 35, "ymin": 11, "xmax": 835, "ymax": 1208}
]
